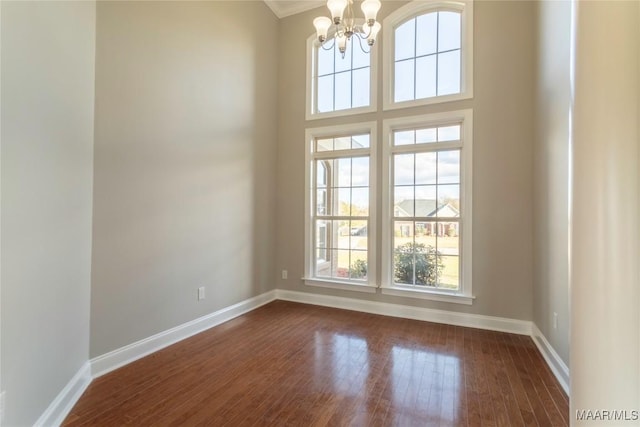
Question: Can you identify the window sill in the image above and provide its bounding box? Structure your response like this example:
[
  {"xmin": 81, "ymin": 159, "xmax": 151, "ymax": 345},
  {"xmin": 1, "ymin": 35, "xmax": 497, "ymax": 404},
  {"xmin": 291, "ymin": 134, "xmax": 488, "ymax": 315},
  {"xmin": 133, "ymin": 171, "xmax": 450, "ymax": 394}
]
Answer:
[
  {"xmin": 381, "ymin": 286, "xmax": 474, "ymax": 305},
  {"xmin": 303, "ymin": 278, "xmax": 377, "ymax": 294},
  {"xmin": 306, "ymin": 104, "xmax": 377, "ymax": 121},
  {"xmin": 383, "ymin": 91, "xmax": 473, "ymax": 112}
]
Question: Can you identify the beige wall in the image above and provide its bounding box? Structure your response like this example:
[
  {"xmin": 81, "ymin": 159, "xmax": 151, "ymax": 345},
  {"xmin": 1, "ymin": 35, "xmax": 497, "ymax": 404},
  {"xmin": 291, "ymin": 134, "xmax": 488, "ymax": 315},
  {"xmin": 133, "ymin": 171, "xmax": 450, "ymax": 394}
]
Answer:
[
  {"xmin": 532, "ymin": 0, "xmax": 571, "ymax": 366},
  {"xmin": 571, "ymin": 0, "xmax": 640, "ymax": 415},
  {"xmin": 0, "ymin": 1, "xmax": 96, "ymax": 425},
  {"xmin": 276, "ymin": 1, "xmax": 535, "ymax": 320},
  {"xmin": 90, "ymin": 1, "xmax": 278, "ymax": 357}
]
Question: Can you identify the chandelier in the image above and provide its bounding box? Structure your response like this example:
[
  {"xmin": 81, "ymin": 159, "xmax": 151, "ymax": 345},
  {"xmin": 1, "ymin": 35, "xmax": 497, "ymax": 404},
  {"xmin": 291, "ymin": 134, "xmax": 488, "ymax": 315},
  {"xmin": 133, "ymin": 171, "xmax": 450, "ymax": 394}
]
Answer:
[{"xmin": 313, "ymin": 0, "xmax": 382, "ymax": 57}]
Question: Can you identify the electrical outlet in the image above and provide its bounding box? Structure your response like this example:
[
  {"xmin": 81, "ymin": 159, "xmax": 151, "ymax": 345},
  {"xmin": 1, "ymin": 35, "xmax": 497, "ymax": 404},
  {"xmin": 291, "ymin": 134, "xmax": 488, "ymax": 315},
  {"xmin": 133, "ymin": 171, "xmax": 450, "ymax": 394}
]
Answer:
[
  {"xmin": 282, "ymin": 270, "xmax": 288, "ymax": 280},
  {"xmin": 553, "ymin": 312, "xmax": 558, "ymax": 329},
  {"xmin": 198, "ymin": 286, "xmax": 205, "ymax": 301}
]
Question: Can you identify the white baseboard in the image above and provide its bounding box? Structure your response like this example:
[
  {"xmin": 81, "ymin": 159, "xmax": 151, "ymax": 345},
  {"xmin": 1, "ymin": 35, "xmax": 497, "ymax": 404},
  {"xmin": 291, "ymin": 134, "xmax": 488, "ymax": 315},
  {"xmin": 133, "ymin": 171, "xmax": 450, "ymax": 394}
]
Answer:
[
  {"xmin": 34, "ymin": 362, "xmax": 92, "ymax": 427},
  {"xmin": 90, "ymin": 290, "xmax": 277, "ymax": 378},
  {"xmin": 532, "ymin": 323, "xmax": 570, "ymax": 395},
  {"xmin": 275, "ymin": 289, "xmax": 533, "ymax": 335}
]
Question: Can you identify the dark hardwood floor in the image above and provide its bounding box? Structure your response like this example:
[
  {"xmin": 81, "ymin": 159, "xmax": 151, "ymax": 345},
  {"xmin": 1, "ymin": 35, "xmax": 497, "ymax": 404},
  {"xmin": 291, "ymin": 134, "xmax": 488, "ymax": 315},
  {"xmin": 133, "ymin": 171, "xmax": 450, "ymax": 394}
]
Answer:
[{"xmin": 63, "ymin": 300, "xmax": 569, "ymax": 426}]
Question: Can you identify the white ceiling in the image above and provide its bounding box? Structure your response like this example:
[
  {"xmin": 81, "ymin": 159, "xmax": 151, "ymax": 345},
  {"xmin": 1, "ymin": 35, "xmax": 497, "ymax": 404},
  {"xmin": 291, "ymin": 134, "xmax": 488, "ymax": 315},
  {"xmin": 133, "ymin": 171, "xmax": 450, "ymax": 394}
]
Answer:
[{"xmin": 263, "ymin": 0, "xmax": 325, "ymax": 19}]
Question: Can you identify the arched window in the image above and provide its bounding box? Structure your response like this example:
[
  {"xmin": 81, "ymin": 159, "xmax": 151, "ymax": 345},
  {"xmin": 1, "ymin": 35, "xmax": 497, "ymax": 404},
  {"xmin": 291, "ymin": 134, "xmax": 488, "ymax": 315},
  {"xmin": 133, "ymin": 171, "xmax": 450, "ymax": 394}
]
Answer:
[{"xmin": 383, "ymin": 1, "xmax": 473, "ymax": 110}]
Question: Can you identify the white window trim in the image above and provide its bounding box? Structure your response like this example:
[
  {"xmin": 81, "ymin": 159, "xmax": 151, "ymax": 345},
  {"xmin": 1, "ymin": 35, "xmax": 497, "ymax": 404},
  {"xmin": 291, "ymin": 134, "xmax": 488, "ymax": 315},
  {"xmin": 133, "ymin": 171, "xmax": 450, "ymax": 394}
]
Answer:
[
  {"xmin": 306, "ymin": 33, "xmax": 379, "ymax": 121},
  {"xmin": 382, "ymin": 0, "xmax": 474, "ymax": 111},
  {"xmin": 381, "ymin": 109, "xmax": 473, "ymax": 304},
  {"xmin": 304, "ymin": 121, "xmax": 378, "ymax": 290}
]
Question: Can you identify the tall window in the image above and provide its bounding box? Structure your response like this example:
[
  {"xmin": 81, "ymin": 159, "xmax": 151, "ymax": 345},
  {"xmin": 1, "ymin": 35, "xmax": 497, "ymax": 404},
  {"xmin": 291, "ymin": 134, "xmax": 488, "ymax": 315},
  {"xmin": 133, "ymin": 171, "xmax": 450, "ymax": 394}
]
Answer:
[
  {"xmin": 382, "ymin": 110, "xmax": 472, "ymax": 304},
  {"xmin": 307, "ymin": 35, "xmax": 378, "ymax": 120},
  {"xmin": 305, "ymin": 123, "xmax": 377, "ymax": 292},
  {"xmin": 383, "ymin": 1, "xmax": 473, "ymax": 110}
]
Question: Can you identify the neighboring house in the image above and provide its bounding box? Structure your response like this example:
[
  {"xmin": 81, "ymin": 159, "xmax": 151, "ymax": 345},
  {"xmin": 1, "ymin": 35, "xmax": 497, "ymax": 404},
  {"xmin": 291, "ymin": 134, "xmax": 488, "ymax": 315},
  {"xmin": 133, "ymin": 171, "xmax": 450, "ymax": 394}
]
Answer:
[{"xmin": 394, "ymin": 199, "xmax": 459, "ymax": 237}]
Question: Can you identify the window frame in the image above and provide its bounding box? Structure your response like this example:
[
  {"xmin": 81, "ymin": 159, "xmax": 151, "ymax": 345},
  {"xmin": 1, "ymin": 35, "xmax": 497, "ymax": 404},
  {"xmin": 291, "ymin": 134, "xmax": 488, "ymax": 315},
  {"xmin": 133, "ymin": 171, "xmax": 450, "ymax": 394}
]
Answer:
[
  {"xmin": 304, "ymin": 121, "xmax": 378, "ymax": 293},
  {"xmin": 306, "ymin": 33, "xmax": 379, "ymax": 121},
  {"xmin": 381, "ymin": 110, "xmax": 473, "ymax": 305},
  {"xmin": 382, "ymin": 0, "xmax": 474, "ymax": 111}
]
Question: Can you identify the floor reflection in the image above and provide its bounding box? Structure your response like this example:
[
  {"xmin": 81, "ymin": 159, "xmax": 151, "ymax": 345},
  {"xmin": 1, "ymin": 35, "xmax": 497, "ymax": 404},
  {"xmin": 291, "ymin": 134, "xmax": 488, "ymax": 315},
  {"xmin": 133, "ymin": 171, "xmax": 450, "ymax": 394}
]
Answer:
[
  {"xmin": 389, "ymin": 344, "xmax": 461, "ymax": 425},
  {"xmin": 314, "ymin": 331, "xmax": 370, "ymax": 396}
]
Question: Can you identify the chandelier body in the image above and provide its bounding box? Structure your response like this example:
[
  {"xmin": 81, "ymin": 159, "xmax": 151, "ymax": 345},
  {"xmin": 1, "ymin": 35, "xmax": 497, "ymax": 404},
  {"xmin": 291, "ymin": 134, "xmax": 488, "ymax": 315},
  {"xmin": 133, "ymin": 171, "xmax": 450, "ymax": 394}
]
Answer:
[{"xmin": 313, "ymin": 0, "xmax": 382, "ymax": 56}]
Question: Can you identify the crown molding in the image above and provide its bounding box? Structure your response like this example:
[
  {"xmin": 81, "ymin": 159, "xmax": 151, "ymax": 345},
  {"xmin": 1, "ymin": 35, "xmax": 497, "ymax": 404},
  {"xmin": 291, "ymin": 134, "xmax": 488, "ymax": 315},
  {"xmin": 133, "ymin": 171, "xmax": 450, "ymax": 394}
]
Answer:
[{"xmin": 263, "ymin": 0, "xmax": 325, "ymax": 19}]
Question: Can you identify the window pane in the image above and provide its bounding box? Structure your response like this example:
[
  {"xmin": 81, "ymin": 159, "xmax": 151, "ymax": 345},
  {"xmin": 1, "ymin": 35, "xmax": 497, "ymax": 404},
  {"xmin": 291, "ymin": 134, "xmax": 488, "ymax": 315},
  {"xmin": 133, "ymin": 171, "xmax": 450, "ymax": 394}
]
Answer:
[
  {"xmin": 338, "ymin": 188, "xmax": 351, "ymax": 216},
  {"xmin": 352, "ymin": 67, "xmax": 370, "ymax": 108},
  {"xmin": 336, "ymin": 220, "xmax": 350, "ymax": 248},
  {"xmin": 438, "ymin": 125, "xmax": 461, "ymax": 141},
  {"xmin": 316, "ymin": 189, "xmax": 327, "ymax": 215},
  {"xmin": 316, "ymin": 256, "xmax": 331, "ymax": 277},
  {"xmin": 352, "ymin": 42, "xmax": 370, "ymax": 69},
  {"xmin": 351, "ymin": 187, "xmax": 369, "ymax": 216},
  {"xmin": 394, "ymin": 130, "xmax": 415, "ymax": 146},
  {"xmin": 349, "ymin": 250, "xmax": 367, "ymax": 280},
  {"xmin": 395, "ymin": 59, "xmax": 415, "ymax": 102},
  {"xmin": 336, "ymin": 158, "xmax": 351, "ymax": 187},
  {"xmin": 393, "ymin": 222, "xmax": 415, "ymax": 284},
  {"xmin": 334, "ymin": 71, "xmax": 352, "ymax": 110},
  {"xmin": 350, "ymin": 220, "xmax": 368, "ymax": 246},
  {"xmin": 335, "ymin": 249, "xmax": 350, "ymax": 278},
  {"xmin": 414, "ymin": 243, "xmax": 438, "ymax": 286},
  {"xmin": 318, "ymin": 75, "xmax": 334, "ymax": 112},
  {"xmin": 415, "ymin": 186, "xmax": 437, "ymax": 216},
  {"xmin": 394, "ymin": 153, "xmax": 414, "ymax": 185},
  {"xmin": 335, "ymin": 42, "xmax": 352, "ymax": 73},
  {"xmin": 415, "ymin": 152, "xmax": 437, "ymax": 185},
  {"xmin": 438, "ymin": 11, "xmax": 461, "ymax": 52},
  {"xmin": 437, "ymin": 50, "xmax": 461, "ymax": 96},
  {"xmin": 437, "ymin": 184, "xmax": 460, "ymax": 216},
  {"xmin": 317, "ymin": 138, "xmax": 333, "ymax": 152},
  {"xmin": 394, "ymin": 186, "xmax": 414, "ymax": 217},
  {"xmin": 315, "ymin": 219, "xmax": 329, "ymax": 269},
  {"xmin": 351, "ymin": 157, "xmax": 369, "ymax": 186},
  {"xmin": 316, "ymin": 220, "xmax": 328, "ymax": 248},
  {"xmin": 415, "ymin": 55, "xmax": 437, "ymax": 99},
  {"xmin": 334, "ymin": 136, "xmax": 351, "ymax": 150},
  {"xmin": 416, "ymin": 13, "xmax": 438, "ymax": 56},
  {"xmin": 438, "ymin": 255, "xmax": 459, "ymax": 289},
  {"xmin": 395, "ymin": 19, "xmax": 416, "ymax": 61},
  {"xmin": 316, "ymin": 160, "xmax": 328, "ymax": 185},
  {"xmin": 318, "ymin": 44, "xmax": 335, "ymax": 76},
  {"xmin": 414, "ymin": 221, "xmax": 436, "ymax": 245},
  {"xmin": 438, "ymin": 230, "xmax": 459, "ymax": 255},
  {"xmin": 416, "ymin": 128, "xmax": 437, "ymax": 144},
  {"xmin": 437, "ymin": 150, "xmax": 460, "ymax": 184},
  {"xmin": 352, "ymin": 134, "xmax": 370, "ymax": 149}
]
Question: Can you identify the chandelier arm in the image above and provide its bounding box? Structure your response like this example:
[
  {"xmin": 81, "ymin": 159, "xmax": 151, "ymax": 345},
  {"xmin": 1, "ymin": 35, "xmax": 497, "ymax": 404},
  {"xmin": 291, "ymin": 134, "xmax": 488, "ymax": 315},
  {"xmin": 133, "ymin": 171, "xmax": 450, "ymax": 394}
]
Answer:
[
  {"xmin": 354, "ymin": 32, "xmax": 371, "ymax": 54},
  {"xmin": 319, "ymin": 36, "xmax": 337, "ymax": 51}
]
